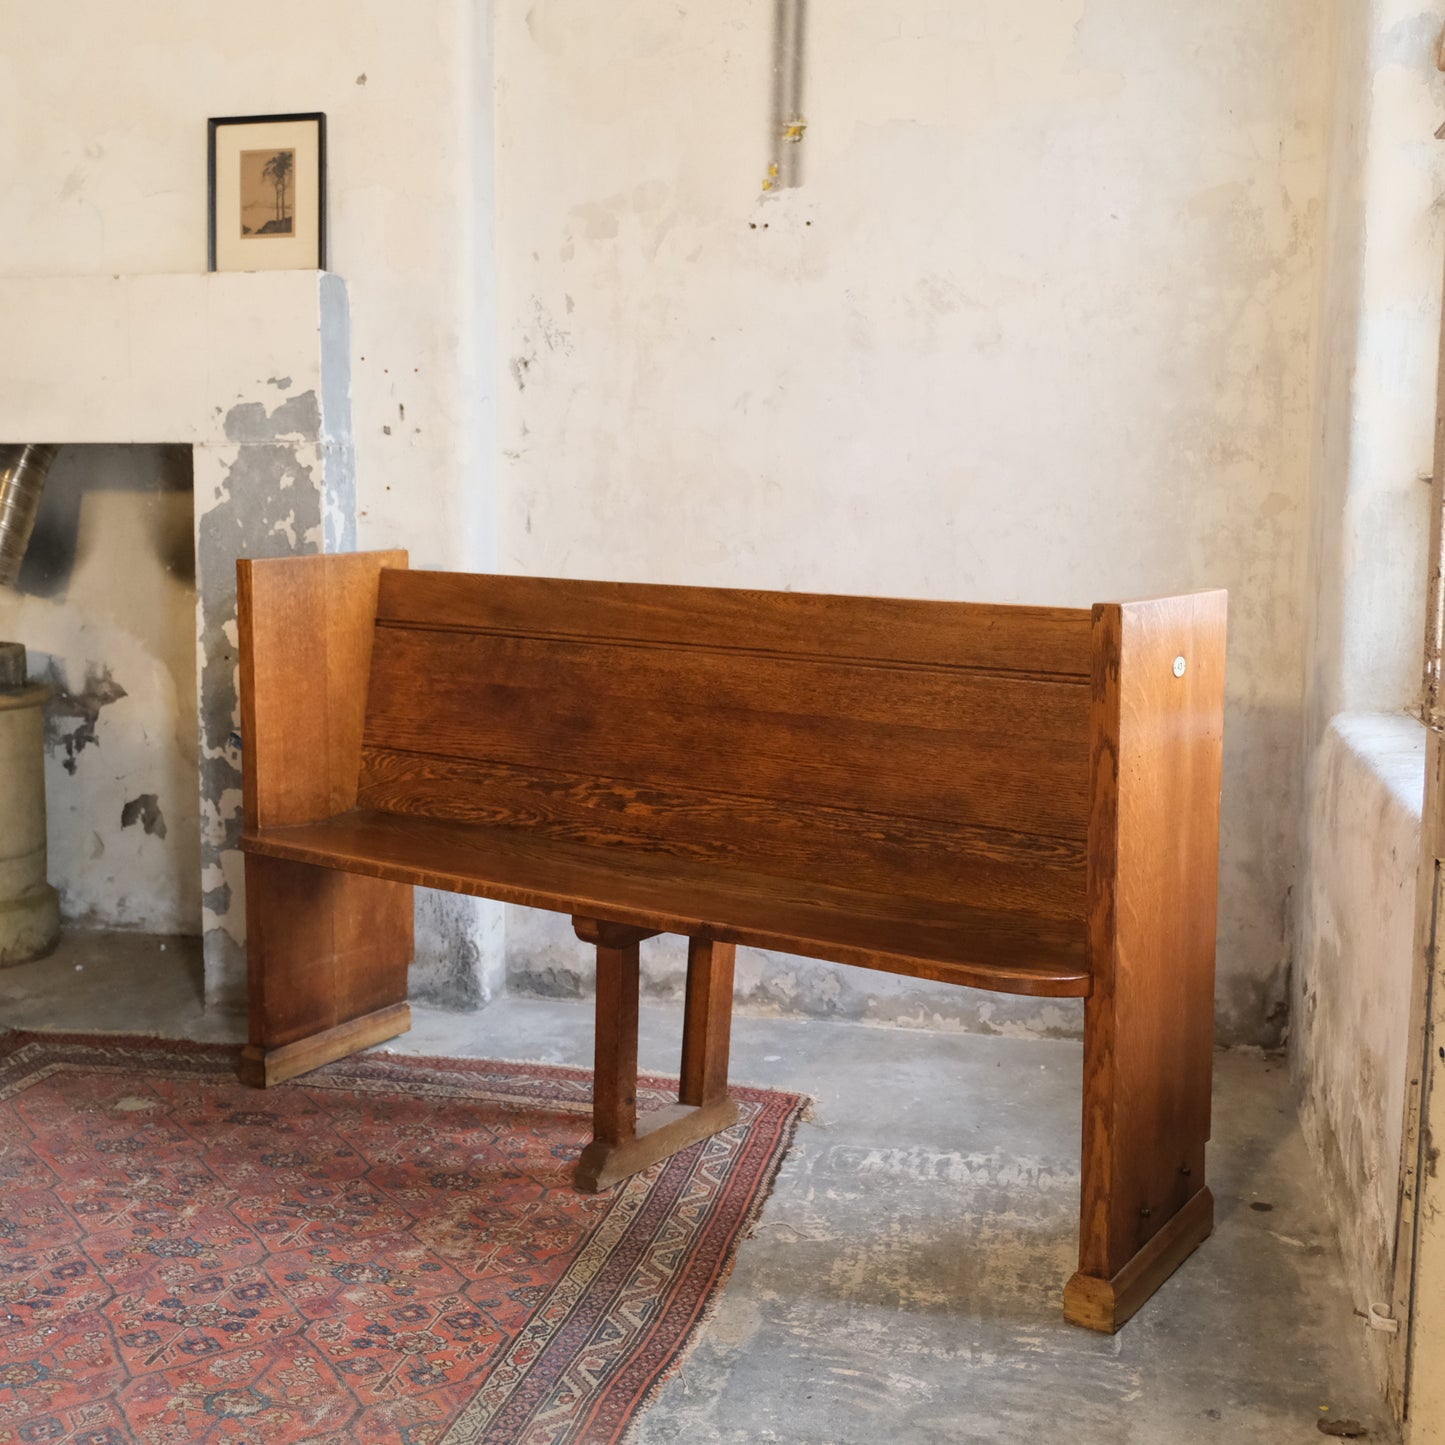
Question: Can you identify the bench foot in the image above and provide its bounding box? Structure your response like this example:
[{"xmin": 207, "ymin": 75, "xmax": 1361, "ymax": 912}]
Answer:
[
  {"xmin": 239, "ymin": 1002, "xmax": 412, "ymax": 1088},
  {"xmin": 576, "ymin": 1098, "xmax": 742, "ymax": 1192},
  {"xmin": 1063, "ymin": 1186, "xmax": 1214, "ymax": 1333},
  {"xmin": 574, "ymin": 921, "xmax": 738, "ymax": 1191}
]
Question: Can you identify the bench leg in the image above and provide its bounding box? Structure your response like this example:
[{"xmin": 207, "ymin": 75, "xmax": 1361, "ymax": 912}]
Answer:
[
  {"xmin": 574, "ymin": 923, "xmax": 740, "ymax": 1192},
  {"xmin": 239, "ymin": 854, "xmax": 414, "ymax": 1088},
  {"xmin": 680, "ymin": 937, "xmax": 736, "ymax": 1106},
  {"xmin": 1062, "ymin": 987, "xmax": 1214, "ymax": 1333}
]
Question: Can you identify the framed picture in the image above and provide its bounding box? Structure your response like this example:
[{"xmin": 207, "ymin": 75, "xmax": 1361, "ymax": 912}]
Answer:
[{"xmin": 208, "ymin": 113, "xmax": 326, "ymax": 272}]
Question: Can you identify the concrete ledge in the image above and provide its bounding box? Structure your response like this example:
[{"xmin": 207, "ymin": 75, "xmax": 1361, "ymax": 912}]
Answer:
[{"xmin": 1329, "ymin": 710, "xmax": 1425, "ymax": 822}]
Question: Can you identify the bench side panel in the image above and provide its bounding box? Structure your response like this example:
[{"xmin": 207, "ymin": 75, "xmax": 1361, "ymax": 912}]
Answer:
[
  {"xmin": 1072, "ymin": 589, "xmax": 1226, "ymax": 1317},
  {"xmin": 238, "ymin": 551, "xmax": 415, "ymax": 1071}
]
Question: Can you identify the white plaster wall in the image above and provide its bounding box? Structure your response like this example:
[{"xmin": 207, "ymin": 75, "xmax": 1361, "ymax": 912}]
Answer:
[
  {"xmin": 0, "ymin": 3, "xmax": 504, "ymax": 1005},
  {"xmin": 0, "ymin": 447, "xmax": 200, "ymax": 933},
  {"xmin": 1305, "ymin": 3, "xmax": 1440, "ymax": 734},
  {"xmin": 0, "ymin": 0, "xmax": 495, "ymax": 570},
  {"xmin": 495, "ymin": 0, "xmax": 1330, "ymax": 1042},
  {"xmin": 1291, "ymin": 0, "xmax": 1445, "ymax": 1403}
]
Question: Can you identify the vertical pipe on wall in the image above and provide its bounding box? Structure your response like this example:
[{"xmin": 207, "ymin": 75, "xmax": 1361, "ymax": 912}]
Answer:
[{"xmin": 764, "ymin": 0, "xmax": 807, "ymax": 192}]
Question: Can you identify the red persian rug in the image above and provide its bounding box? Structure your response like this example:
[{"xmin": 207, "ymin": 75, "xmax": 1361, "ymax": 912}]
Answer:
[{"xmin": 0, "ymin": 1031, "xmax": 804, "ymax": 1445}]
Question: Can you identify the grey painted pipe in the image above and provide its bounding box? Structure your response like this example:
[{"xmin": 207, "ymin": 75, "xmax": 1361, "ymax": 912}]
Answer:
[{"xmin": 0, "ymin": 443, "xmax": 59, "ymax": 587}]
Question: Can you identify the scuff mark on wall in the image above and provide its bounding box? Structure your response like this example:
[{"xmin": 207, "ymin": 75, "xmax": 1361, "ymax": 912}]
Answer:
[
  {"xmin": 410, "ymin": 890, "xmax": 506, "ymax": 1011},
  {"xmin": 40, "ymin": 661, "xmax": 127, "ymax": 774},
  {"xmin": 120, "ymin": 792, "xmax": 167, "ymax": 838}
]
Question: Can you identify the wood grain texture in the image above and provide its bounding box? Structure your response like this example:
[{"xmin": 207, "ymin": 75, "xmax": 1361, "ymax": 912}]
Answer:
[
  {"xmin": 362, "ymin": 626, "xmax": 1091, "ymax": 839},
  {"xmin": 680, "ymin": 938, "xmax": 735, "ymax": 1107},
  {"xmin": 375, "ymin": 569, "xmax": 1094, "ymax": 677},
  {"xmin": 574, "ymin": 1099, "xmax": 742, "ymax": 1193},
  {"xmin": 357, "ymin": 751, "xmax": 1087, "ymax": 920},
  {"xmin": 1077, "ymin": 591, "xmax": 1226, "ymax": 1286},
  {"xmin": 1063, "ymin": 1186, "xmax": 1214, "ymax": 1332},
  {"xmin": 589, "ymin": 938, "xmax": 640, "ymax": 1148},
  {"xmin": 570, "ymin": 921, "xmax": 742, "ymax": 1193},
  {"xmin": 238, "ymin": 553, "xmax": 415, "ymax": 1075},
  {"xmin": 242, "ymin": 810, "xmax": 1093, "ymax": 997},
  {"xmin": 238, "ymin": 561, "xmax": 1228, "ymax": 1327},
  {"xmin": 243, "ymin": 853, "xmax": 414, "ymax": 1055},
  {"xmin": 238, "ymin": 1003, "xmax": 412, "ymax": 1088},
  {"xmin": 571, "ymin": 918, "xmax": 660, "ymax": 948},
  {"xmin": 239, "ymin": 550, "xmax": 408, "ymax": 829}
]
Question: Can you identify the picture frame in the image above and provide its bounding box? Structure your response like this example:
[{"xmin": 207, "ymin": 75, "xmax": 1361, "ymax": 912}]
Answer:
[{"xmin": 208, "ymin": 113, "xmax": 326, "ymax": 272}]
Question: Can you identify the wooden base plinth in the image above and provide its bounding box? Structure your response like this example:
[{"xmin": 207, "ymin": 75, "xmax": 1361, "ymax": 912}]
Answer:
[
  {"xmin": 239, "ymin": 1002, "xmax": 412, "ymax": 1088},
  {"xmin": 574, "ymin": 1097, "xmax": 740, "ymax": 1192},
  {"xmin": 1063, "ymin": 1186, "xmax": 1214, "ymax": 1333}
]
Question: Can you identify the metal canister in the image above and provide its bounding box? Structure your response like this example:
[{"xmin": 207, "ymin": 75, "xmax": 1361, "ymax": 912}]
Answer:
[
  {"xmin": 0, "ymin": 444, "xmax": 60, "ymax": 587},
  {"xmin": 0, "ymin": 642, "xmax": 60, "ymax": 965}
]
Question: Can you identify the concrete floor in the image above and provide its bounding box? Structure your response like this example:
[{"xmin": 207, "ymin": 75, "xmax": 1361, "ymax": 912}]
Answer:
[{"xmin": 1, "ymin": 932, "xmax": 1393, "ymax": 1444}]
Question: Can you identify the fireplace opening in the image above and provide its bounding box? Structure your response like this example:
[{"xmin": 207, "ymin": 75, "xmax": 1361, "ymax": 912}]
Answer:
[{"xmin": 1, "ymin": 444, "xmax": 201, "ymax": 946}]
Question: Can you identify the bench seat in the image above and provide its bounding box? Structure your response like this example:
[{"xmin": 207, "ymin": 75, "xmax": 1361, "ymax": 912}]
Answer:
[{"xmin": 242, "ymin": 808, "xmax": 1093, "ymax": 997}]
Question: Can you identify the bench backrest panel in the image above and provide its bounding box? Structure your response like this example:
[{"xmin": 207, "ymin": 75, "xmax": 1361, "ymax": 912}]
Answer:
[{"xmin": 358, "ymin": 571, "xmax": 1094, "ymax": 918}]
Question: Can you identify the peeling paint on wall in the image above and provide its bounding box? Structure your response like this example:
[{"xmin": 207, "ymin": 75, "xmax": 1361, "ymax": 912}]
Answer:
[
  {"xmin": 40, "ymin": 661, "xmax": 126, "ymax": 775},
  {"xmin": 120, "ymin": 793, "xmax": 167, "ymax": 838},
  {"xmin": 5, "ymin": 446, "xmax": 200, "ymax": 933},
  {"xmin": 194, "ymin": 430, "xmax": 326, "ymax": 1004}
]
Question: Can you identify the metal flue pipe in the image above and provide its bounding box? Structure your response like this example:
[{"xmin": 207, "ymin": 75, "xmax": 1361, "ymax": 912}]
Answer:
[{"xmin": 0, "ymin": 443, "xmax": 59, "ymax": 587}]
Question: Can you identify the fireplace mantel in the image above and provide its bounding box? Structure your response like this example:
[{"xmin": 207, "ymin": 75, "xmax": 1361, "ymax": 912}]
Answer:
[{"xmin": 0, "ymin": 269, "xmax": 356, "ymax": 1005}]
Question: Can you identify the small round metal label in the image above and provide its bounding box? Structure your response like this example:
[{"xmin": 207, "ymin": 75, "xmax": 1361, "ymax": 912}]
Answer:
[{"xmin": 1173, "ymin": 656, "xmax": 1187, "ymax": 678}]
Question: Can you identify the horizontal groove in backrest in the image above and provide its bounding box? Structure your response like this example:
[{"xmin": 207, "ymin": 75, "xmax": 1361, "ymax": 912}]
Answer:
[{"xmin": 375, "ymin": 570, "xmax": 1094, "ymax": 677}]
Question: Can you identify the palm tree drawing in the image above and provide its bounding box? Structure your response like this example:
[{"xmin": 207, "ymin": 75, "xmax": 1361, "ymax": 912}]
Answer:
[{"xmin": 261, "ymin": 150, "xmax": 294, "ymax": 232}]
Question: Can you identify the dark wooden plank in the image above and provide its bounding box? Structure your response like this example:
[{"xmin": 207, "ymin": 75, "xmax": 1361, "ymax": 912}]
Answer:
[
  {"xmin": 1071, "ymin": 590, "xmax": 1226, "ymax": 1304},
  {"xmin": 241, "ymin": 810, "xmax": 1093, "ymax": 997},
  {"xmin": 376, "ymin": 569, "xmax": 1094, "ymax": 677},
  {"xmin": 362, "ymin": 628, "xmax": 1091, "ymax": 838},
  {"xmin": 357, "ymin": 751, "xmax": 1087, "ymax": 918}
]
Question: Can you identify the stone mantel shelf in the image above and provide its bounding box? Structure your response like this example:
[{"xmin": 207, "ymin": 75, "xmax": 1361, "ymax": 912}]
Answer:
[{"xmin": 0, "ymin": 270, "xmax": 349, "ymax": 447}]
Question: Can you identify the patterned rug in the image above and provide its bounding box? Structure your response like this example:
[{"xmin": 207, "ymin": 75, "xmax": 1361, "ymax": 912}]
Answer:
[{"xmin": 0, "ymin": 1031, "xmax": 804, "ymax": 1445}]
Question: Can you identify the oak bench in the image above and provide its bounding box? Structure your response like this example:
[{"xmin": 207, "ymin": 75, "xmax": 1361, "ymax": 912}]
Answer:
[{"xmin": 235, "ymin": 550, "xmax": 1226, "ymax": 1333}]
